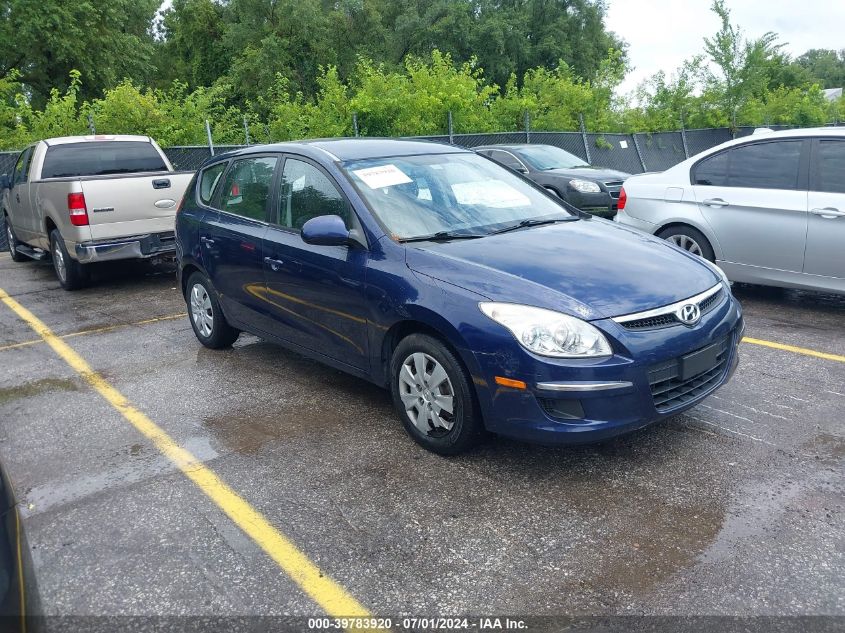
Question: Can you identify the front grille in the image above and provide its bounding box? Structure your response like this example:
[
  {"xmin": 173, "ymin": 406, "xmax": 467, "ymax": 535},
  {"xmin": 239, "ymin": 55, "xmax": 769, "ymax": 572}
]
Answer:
[
  {"xmin": 620, "ymin": 287, "xmax": 725, "ymax": 331},
  {"xmin": 603, "ymin": 180, "xmax": 624, "ymax": 199},
  {"xmin": 648, "ymin": 335, "xmax": 731, "ymax": 412}
]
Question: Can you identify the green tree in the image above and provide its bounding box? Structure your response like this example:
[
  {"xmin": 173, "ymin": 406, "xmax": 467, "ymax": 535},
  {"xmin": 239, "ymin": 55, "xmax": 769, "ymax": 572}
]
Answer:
[
  {"xmin": 795, "ymin": 49, "xmax": 845, "ymax": 89},
  {"xmin": 0, "ymin": 0, "xmax": 159, "ymax": 106}
]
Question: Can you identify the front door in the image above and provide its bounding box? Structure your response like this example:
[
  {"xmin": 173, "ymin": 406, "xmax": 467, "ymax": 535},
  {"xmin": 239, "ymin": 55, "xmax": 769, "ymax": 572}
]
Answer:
[
  {"xmin": 692, "ymin": 138, "xmax": 809, "ymax": 273},
  {"xmin": 200, "ymin": 155, "xmax": 278, "ymax": 328},
  {"xmin": 260, "ymin": 156, "xmax": 369, "ymax": 371},
  {"xmin": 804, "ymin": 138, "xmax": 845, "ymax": 280}
]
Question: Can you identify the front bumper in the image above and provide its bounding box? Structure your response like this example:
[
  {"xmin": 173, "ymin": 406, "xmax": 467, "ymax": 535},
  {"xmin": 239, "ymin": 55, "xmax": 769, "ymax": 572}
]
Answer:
[
  {"xmin": 567, "ymin": 190, "xmax": 617, "ymax": 218},
  {"xmin": 75, "ymin": 232, "xmax": 176, "ymax": 263},
  {"xmin": 468, "ymin": 291, "xmax": 743, "ymax": 445}
]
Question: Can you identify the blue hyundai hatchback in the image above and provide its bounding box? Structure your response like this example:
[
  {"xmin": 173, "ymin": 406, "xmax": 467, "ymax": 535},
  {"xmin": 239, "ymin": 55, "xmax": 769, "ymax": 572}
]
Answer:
[{"xmin": 175, "ymin": 139, "xmax": 742, "ymax": 454}]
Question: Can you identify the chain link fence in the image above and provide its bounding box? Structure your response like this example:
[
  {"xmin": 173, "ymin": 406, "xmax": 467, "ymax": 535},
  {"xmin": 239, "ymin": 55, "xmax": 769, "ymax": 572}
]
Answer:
[{"xmin": 1, "ymin": 123, "xmax": 840, "ymax": 252}]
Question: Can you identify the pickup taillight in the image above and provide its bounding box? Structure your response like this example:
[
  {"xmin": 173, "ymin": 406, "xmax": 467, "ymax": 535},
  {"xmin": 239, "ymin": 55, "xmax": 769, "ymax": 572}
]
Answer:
[{"xmin": 68, "ymin": 192, "xmax": 89, "ymax": 226}]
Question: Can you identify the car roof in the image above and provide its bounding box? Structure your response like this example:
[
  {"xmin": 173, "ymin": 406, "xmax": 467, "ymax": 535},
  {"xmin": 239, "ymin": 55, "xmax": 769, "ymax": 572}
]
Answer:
[
  {"xmin": 217, "ymin": 138, "xmax": 470, "ymax": 163},
  {"xmin": 474, "ymin": 144, "xmax": 546, "ymax": 151}
]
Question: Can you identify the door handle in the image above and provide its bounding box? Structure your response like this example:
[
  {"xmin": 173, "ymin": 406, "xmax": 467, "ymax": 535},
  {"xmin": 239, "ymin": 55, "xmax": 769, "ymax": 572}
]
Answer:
[
  {"xmin": 264, "ymin": 256, "xmax": 284, "ymax": 272},
  {"xmin": 810, "ymin": 207, "xmax": 845, "ymax": 219},
  {"xmin": 702, "ymin": 198, "xmax": 728, "ymax": 207},
  {"xmin": 200, "ymin": 237, "xmax": 216, "ymax": 247},
  {"xmin": 152, "ymin": 179, "xmax": 171, "ymax": 190}
]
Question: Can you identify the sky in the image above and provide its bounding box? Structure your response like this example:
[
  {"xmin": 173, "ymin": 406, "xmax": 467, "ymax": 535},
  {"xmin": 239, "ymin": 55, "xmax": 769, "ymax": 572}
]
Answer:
[{"xmin": 605, "ymin": 0, "xmax": 845, "ymax": 96}]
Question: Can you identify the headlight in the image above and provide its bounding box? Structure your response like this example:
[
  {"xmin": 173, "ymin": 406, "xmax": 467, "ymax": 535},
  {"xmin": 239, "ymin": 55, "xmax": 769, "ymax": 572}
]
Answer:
[
  {"xmin": 569, "ymin": 179, "xmax": 601, "ymax": 193},
  {"xmin": 479, "ymin": 303, "xmax": 612, "ymax": 358}
]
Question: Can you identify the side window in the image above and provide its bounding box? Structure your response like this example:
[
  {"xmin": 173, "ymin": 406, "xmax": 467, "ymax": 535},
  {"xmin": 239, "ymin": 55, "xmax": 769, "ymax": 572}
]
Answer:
[
  {"xmin": 727, "ymin": 141, "xmax": 802, "ymax": 190},
  {"xmin": 490, "ymin": 150, "xmax": 525, "ymax": 172},
  {"xmin": 816, "ymin": 140, "xmax": 845, "ymax": 194},
  {"xmin": 693, "ymin": 151, "xmax": 729, "ymax": 186},
  {"xmin": 276, "ymin": 158, "xmax": 349, "ymax": 231},
  {"xmin": 198, "ymin": 162, "xmax": 227, "ymax": 205},
  {"xmin": 13, "ymin": 148, "xmax": 33, "ymax": 185},
  {"xmin": 218, "ymin": 156, "xmax": 278, "ymax": 221}
]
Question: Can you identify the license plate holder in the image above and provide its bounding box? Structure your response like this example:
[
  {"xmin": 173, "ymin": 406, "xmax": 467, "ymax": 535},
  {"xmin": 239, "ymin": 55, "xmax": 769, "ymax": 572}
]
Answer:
[{"xmin": 680, "ymin": 343, "xmax": 720, "ymax": 381}]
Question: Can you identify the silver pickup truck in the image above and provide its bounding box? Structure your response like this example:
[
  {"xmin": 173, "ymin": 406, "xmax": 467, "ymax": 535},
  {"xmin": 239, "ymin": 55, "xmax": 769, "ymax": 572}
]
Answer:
[{"xmin": 2, "ymin": 135, "xmax": 194, "ymax": 289}]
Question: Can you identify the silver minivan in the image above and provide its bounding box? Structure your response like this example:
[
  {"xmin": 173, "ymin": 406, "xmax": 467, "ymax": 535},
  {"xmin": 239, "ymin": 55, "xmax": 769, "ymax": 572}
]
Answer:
[{"xmin": 616, "ymin": 128, "xmax": 845, "ymax": 295}]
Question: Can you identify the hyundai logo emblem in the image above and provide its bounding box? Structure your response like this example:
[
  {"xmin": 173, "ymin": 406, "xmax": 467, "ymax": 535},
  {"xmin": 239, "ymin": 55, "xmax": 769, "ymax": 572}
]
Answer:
[{"xmin": 677, "ymin": 303, "xmax": 701, "ymax": 325}]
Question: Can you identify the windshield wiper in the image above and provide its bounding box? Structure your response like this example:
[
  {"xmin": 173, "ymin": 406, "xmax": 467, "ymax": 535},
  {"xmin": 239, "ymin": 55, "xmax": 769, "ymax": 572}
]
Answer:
[
  {"xmin": 399, "ymin": 231, "xmax": 486, "ymax": 243},
  {"xmin": 489, "ymin": 217, "xmax": 578, "ymax": 235}
]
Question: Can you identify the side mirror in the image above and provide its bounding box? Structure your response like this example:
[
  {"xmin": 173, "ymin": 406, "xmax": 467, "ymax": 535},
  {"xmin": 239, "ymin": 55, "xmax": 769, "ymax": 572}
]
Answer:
[
  {"xmin": 514, "ymin": 166, "xmax": 528, "ymax": 175},
  {"xmin": 0, "ymin": 174, "xmax": 10, "ymax": 191},
  {"xmin": 301, "ymin": 215, "xmax": 353, "ymax": 247}
]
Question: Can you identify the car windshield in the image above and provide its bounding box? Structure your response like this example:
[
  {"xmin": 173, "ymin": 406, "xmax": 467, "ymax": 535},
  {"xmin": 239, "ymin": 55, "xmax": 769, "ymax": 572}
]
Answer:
[
  {"xmin": 342, "ymin": 152, "xmax": 576, "ymax": 241},
  {"xmin": 514, "ymin": 145, "xmax": 590, "ymax": 170}
]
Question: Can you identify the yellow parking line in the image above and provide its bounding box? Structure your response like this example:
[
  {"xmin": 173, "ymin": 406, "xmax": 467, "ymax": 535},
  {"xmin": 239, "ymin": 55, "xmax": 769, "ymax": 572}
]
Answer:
[
  {"xmin": 742, "ymin": 336, "xmax": 845, "ymax": 364},
  {"xmin": 0, "ymin": 313, "xmax": 187, "ymax": 353},
  {"xmin": 0, "ymin": 288, "xmax": 370, "ymax": 618}
]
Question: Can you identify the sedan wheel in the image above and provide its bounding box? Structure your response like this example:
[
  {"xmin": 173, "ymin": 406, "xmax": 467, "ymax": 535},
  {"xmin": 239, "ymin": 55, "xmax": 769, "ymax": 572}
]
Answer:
[
  {"xmin": 667, "ymin": 233, "xmax": 703, "ymax": 256},
  {"xmin": 190, "ymin": 283, "xmax": 214, "ymax": 338},
  {"xmin": 390, "ymin": 333, "xmax": 485, "ymax": 455},
  {"xmin": 185, "ymin": 272, "xmax": 239, "ymax": 349},
  {"xmin": 399, "ymin": 352, "xmax": 456, "ymax": 436}
]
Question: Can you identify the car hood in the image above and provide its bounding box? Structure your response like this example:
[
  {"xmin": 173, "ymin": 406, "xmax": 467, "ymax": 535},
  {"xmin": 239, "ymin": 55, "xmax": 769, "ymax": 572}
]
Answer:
[
  {"xmin": 543, "ymin": 166, "xmax": 630, "ymax": 181},
  {"xmin": 405, "ymin": 219, "xmax": 720, "ymax": 320}
]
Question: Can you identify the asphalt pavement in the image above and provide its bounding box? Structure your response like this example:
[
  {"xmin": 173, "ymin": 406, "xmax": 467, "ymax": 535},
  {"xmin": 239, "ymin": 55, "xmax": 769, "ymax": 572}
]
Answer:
[{"xmin": 0, "ymin": 252, "xmax": 842, "ymax": 628}]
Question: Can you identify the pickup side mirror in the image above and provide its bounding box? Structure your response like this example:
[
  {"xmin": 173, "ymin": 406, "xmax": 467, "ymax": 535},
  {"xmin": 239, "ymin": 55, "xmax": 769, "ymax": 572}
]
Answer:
[
  {"xmin": 0, "ymin": 174, "xmax": 10, "ymax": 191},
  {"xmin": 301, "ymin": 215, "xmax": 353, "ymax": 247}
]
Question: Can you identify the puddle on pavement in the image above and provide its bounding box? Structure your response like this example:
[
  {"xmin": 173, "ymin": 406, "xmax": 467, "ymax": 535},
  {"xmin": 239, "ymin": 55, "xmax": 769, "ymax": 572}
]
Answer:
[
  {"xmin": 0, "ymin": 377, "xmax": 79, "ymax": 405},
  {"xmin": 203, "ymin": 388, "xmax": 389, "ymax": 454},
  {"xmin": 802, "ymin": 432, "xmax": 845, "ymax": 465}
]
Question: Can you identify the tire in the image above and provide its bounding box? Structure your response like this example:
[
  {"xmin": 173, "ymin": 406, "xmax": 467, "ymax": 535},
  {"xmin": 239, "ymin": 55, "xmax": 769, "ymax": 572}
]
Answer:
[
  {"xmin": 186, "ymin": 271, "xmax": 239, "ymax": 349},
  {"xmin": 50, "ymin": 229, "xmax": 88, "ymax": 290},
  {"xmin": 5, "ymin": 213, "xmax": 27, "ymax": 262},
  {"xmin": 657, "ymin": 225, "xmax": 715, "ymax": 262},
  {"xmin": 390, "ymin": 333, "xmax": 485, "ymax": 455}
]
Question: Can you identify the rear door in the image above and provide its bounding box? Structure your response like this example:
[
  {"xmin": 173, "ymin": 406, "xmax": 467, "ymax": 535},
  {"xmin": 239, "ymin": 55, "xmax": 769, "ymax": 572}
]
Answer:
[
  {"xmin": 805, "ymin": 138, "xmax": 845, "ymax": 279},
  {"xmin": 200, "ymin": 155, "xmax": 278, "ymax": 328},
  {"xmin": 260, "ymin": 155, "xmax": 369, "ymax": 370},
  {"xmin": 7, "ymin": 147, "xmax": 35, "ymax": 242},
  {"xmin": 40, "ymin": 140, "xmax": 184, "ymax": 240},
  {"xmin": 691, "ymin": 138, "xmax": 809, "ymax": 272}
]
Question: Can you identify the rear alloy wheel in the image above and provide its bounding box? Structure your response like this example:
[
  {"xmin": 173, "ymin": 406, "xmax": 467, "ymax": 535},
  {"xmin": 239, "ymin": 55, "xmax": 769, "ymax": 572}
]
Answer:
[
  {"xmin": 658, "ymin": 226, "xmax": 715, "ymax": 262},
  {"xmin": 50, "ymin": 229, "xmax": 88, "ymax": 290},
  {"xmin": 390, "ymin": 333, "xmax": 484, "ymax": 455},
  {"xmin": 186, "ymin": 272, "xmax": 239, "ymax": 349},
  {"xmin": 5, "ymin": 215, "xmax": 27, "ymax": 262}
]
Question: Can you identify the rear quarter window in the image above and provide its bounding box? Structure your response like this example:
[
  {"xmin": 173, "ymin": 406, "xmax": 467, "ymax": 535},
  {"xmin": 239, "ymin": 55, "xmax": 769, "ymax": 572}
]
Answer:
[
  {"xmin": 198, "ymin": 162, "xmax": 227, "ymax": 205},
  {"xmin": 41, "ymin": 141, "xmax": 168, "ymax": 179}
]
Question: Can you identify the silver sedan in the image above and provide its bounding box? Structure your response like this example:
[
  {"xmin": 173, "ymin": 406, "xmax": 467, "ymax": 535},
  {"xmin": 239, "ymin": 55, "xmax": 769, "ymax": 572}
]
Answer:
[{"xmin": 615, "ymin": 127, "xmax": 845, "ymax": 295}]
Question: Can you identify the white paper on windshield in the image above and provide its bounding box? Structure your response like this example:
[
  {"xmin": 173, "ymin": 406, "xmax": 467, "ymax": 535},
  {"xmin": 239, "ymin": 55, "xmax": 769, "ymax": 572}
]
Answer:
[
  {"xmin": 353, "ymin": 164, "xmax": 413, "ymax": 189},
  {"xmin": 451, "ymin": 180, "xmax": 530, "ymax": 208}
]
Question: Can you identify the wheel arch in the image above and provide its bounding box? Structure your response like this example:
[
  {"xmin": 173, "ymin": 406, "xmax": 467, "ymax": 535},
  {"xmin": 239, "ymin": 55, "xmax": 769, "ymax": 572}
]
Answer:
[{"xmin": 378, "ymin": 310, "xmax": 482, "ymax": 390}]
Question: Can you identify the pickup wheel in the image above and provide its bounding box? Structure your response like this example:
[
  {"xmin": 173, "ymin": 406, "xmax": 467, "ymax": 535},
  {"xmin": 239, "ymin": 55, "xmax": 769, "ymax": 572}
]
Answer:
[
  {"xmin": 186, "ymin": 272, "xmax": 239, "ymax": 349},
  {"xmin": 4, "ymin": 214, "xmax": 27, "ymax": 262},
  {"xmin": 50, "ymin": 229, "xmax": 88, "ymax": 290}
]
